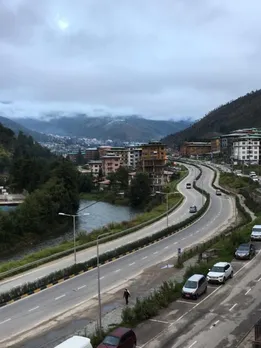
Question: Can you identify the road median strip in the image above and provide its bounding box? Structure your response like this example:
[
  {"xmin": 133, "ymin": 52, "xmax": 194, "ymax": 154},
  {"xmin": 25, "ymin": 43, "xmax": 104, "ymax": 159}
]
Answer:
[{"xmin": 0, "ymin": 166, "xmax": 211, "ymax": 306}]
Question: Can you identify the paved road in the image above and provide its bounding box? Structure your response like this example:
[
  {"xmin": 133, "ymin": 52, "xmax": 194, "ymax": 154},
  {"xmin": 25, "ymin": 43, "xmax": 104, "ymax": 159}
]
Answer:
[
  {"xmin": 0, "ymin": 164, "xmax": 203, "ymax": 293},
  {"xmin": 0, "ymin": 165, "xmax": 235, "ymax": 347},
  {"xmin": 137, "ymin": 244, "xmax": 261, "ymax": 348}
]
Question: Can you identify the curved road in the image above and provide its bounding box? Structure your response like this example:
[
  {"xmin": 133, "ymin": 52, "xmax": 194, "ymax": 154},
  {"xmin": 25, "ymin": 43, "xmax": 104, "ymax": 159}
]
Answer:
[
  {"xmin": 0, "ymin": 165, "xmax": 235, "ymax": 347},
  {"xmin": 0, "ymin": 164, "xmax": 203, "ymax": 293}
]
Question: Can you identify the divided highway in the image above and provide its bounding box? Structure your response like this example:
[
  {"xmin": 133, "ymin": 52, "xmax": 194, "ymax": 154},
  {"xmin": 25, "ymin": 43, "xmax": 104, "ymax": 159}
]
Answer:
[
  {"xmin": 0, "ymin": 164, "xmax": 202, "ymax": 293},
  {"xmin": 0, "ymin": 165, "xmax": 235, "ymax": 347}
]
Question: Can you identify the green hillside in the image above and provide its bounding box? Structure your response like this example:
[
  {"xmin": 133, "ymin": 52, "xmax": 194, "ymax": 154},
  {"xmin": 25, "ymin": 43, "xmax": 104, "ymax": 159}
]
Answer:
[{"xmin": 162, "ymin": 90, "xmax": 261, "ymax": 147}]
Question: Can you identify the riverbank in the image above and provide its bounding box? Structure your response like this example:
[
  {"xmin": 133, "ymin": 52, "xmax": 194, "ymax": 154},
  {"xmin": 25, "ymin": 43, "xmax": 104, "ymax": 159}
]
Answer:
[{"xmin": 0, "ymin": 170, "xmax": 187, "ymax": 274}]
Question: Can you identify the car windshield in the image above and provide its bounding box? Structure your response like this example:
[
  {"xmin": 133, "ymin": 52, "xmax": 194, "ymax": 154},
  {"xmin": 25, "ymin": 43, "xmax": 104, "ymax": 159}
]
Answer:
[
  {"xmin": 237, "ymin": 245, "xmax": 249, "ymax": 251},
  {"xmin": 253, "ymin": 229, "xmax": 261, "ymax": 233},
  {"xmin": 184, "ymin": 280, "xmax": 197, "ymax": 289},
  {"xmin": 103, "ymin": 335, "xmax": 120, "ymax": 346},
  {"xmin": 211, "ymin": 266, "xmax": 225, "ymax": 273}
]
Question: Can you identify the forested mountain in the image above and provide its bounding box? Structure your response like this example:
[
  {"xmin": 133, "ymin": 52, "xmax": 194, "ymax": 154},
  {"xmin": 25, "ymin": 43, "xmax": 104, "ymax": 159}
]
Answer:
[
  {"xmin": 11, "ymin": 114, "xmax": 191, "ymax": 142},
  {"xmin": 0, "ymin": 115, "xmax": 50, "ymax": 142},
  {"xmin": 162, "ymin": 90, "xmax": 261, "ymax": 147},
  {"xmin": 0, "ymin": 123, "xmax": 79, "ymax": 254}
]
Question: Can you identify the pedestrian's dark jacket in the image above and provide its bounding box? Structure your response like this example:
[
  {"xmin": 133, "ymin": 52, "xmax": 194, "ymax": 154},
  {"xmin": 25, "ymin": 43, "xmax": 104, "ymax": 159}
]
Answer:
[{"xmin": 123, "ymin": 289, "xmax": 130, "ymax": 298}]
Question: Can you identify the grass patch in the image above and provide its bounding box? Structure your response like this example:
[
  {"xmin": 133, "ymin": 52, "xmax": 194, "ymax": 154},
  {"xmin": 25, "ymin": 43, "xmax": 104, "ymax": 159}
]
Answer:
[
  {"xmin": 0, "ymin": 171, "xmax": 188, "ymax": 275},
  {"xmin": 219, "ymin": 172, "xmax": 258, "ymax": 192}
]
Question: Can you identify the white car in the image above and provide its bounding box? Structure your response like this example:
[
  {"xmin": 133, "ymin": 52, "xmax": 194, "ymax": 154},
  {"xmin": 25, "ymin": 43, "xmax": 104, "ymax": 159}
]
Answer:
[{"xmin": 207, "ymin": 262, "xmax": 233, "ymax": 284}]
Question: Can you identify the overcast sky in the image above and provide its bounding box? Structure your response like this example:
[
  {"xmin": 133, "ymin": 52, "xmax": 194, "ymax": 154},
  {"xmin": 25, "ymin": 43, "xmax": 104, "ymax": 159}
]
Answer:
[{"xmin": 0, "ymin": 0, "xmax": 261, "ymax": 120}]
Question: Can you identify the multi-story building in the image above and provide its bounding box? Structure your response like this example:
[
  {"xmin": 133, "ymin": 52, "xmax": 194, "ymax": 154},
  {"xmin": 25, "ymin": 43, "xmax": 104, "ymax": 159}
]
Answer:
[
  {"xmin": 232, "ymin": 135, "xmax": 260, "ymax": 164},
  {"xmin": 210, "ymin": 138, "xmax": 221, "ymax": 153},
  {"xmin": 221, "ymin": 128, "xmax": 261, "ymax": 161},
  {"xmin": 89, "ymin": 160, "xmax": 102, "ymax": 175},
  {"xmin": 139, "ymin": 141, "xmax": 167, "ymax": 191},
  {"xmin": 101, "ymin": 153, "xmax": 121, "ymax": 176},
  {"xmin": 180, "ymin": 142, "xmax": 211, "ymax": 157},
  {"xmin": 127, "ymin": 147, "xmax": 142, "ymax": 169},
  {"xmin": 98, "ymin": 146, "xmax": 112, "ymax": 159},
  {"xmin": 84, "ymin": 148, "xmax": 99, "ymax": 162},
  {"xmin": 107, "ymin": 147, "xmax": 128, "ymax": 167}
]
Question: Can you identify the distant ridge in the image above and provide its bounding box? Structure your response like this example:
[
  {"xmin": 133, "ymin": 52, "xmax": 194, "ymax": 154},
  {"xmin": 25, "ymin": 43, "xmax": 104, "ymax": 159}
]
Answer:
[{"xmin": 162, "ymin": 89, "xmax": 261, "ymax": 147}]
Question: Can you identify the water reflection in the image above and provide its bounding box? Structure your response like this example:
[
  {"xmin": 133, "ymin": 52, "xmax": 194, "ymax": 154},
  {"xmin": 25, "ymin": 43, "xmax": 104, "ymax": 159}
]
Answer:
[{"xmin": 0, "ymin": 200, "xmax": 140, "ymax": 261}]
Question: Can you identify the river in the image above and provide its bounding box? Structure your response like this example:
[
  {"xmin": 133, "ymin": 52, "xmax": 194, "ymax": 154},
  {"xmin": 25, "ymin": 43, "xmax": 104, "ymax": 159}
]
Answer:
[{"xmin": 0, "ymin": 199, "xmax": 140, "ymax": 261}]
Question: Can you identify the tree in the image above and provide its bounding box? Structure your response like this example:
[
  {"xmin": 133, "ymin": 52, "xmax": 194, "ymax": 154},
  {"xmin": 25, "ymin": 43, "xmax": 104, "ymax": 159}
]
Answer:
[
  {"xmin": 129, "ymin": 172, "xmax": 151, "ymax": 207},
  {"xmin": 76, "ymin": 149, "xmax": 85, "ymax": 165},
  {"xmin": 115, "ymin": 166, "xmax": 129, "ymax": 190},
  {"xmin": 78, "ymin": 173, "xmax": 94, "ymax": 193}
]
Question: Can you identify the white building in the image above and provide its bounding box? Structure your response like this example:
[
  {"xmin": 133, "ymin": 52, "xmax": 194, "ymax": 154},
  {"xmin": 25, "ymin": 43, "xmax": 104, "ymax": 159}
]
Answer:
[
  {"xmin": 232, "ymin": 135, "xmax": 260, "ymax": 164},
  {"xmin": 127, "ymin": 147, "xmax": 142, "ymax": 169}
]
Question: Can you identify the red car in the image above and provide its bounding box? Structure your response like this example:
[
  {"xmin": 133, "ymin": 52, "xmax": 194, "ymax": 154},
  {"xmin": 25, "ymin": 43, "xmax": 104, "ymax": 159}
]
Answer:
[{"xmin": 97, "ymin": 327, "xmax": 137, "ymax": 348}]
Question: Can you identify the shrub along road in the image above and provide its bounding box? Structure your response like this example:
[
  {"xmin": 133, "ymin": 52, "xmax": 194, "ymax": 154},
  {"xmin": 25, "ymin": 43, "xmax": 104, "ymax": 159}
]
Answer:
[
  {"xmin": 0, "ymin": 164, "xmax": 203, "ymax": 293},
  {"xmin": 0, "ymin": 165, "xmax": 235, "ymax": 347}
]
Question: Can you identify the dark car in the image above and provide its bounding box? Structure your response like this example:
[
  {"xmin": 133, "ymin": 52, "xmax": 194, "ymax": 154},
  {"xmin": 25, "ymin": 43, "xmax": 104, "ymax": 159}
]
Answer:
[
  {"xmin": 186, "ymin": 183, "xmax": 192, "ymax": 189},
  {"xmin": 97, "ymin": 327, "xmax": 137, "ymax": 348},
  {"xmin": 235, "ymin": 243, "xmax": 256, "ymax": 260},
  {"xmin": 216, "ymin": 189, "xmax": 222, "ymax": 196},
  {"xmin": 189, "ymin": 205, "xmax": 197, "ymax": 213}
]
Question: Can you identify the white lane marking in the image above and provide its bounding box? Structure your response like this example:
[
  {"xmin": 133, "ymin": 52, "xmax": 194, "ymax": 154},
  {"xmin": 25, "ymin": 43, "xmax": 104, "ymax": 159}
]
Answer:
[
  {"xmin": 245, "ymin": 288, "xmax": 251, "ymax": 295},
  {"xmin": 150, "ymin": 319, "xmax": 170, "ymax": 324},
  {"xmin": 153, "ymin": 251, "xmax": 158, "ymax": 254},
  {"xmin": 229, "ymin": 303, "xmax": 237, "ymax": 311},
  {"xmin": 258, "ymin": 276, "xmax": 261, "ymax": 282},
  {"xmin": 55, "ymin": 294, "xmax": 66, "ymax": 301},
  {"xmin": 188, "ymin": 341, "xmax": 197, "ymax": 348},
  {"xmin": 142, "ymin": 256, "xmax": 148, "ymax": 260},
  {"xmin": 189, "ymin": 233, "xmax": 193, "ymax": 237},
  {"xmin": 129, "ymin": 262, "xmax": 135, "ymax": 266},
  {"xmin": 195, "ymin": 231, "xmax": 200, "ymax": 234},
  {"xmin": 175, "ymin": 286, "xmax": 221, "ymax": 323},
  {"xmin": 77, "ymin": 285, "xmax": 86, "ymax": 290},
  {"xmin": 181, "ymin": 237, "xmax": 186, "ymax": 241},
  {"xmin": 164, "ymin": 246, "xmax": 169, "ymax": 249},
  {"xmin": 100, "ymin": 276, "xmax": 105, "ymax": 280},
  {"xmin": 173, "ymin": 242, "xmax": 178, "ymax": 245},
  {"xmin": 28, "ymin": 306, "xmax": 39, "ymax": 312},
  {"xmin": 0, "ymin": 318, "xmax": 11, "ymax": 325},
  {"xmin": 210, "ymin": 320, "xmax": 220, "ymax": 329},
  {"xmin": 115, "ymin": 269, "xmax": 121, "ymax": 273},
  {"xmin": 177, "ymin": 300, "xmax": 196, "ymax": 305}
]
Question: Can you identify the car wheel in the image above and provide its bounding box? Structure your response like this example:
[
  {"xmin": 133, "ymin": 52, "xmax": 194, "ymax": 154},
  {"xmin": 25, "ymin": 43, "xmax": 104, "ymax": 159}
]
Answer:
[
  {"xmin": 222, "ymin": 277, "xmax": 226, "ymax": 284},
  {"xmin": 230, "ymin": 271, "xmax": 233, "ymax": 279},
  {"xmin": 204, "ymin": 287, "xmax": 207, "ymax": 294},
  {"xmin": 133, "ymin": 344, "xmax": 136, "ymax": 348}
]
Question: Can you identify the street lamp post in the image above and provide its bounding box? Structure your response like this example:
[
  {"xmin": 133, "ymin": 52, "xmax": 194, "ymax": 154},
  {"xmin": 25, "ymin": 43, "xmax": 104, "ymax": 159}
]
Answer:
[
  {"xmin": 96, "ymin": 231, "xmax": 112, "ymax": 334},
  {"xmin": 156, "ymin": 191, "xmax": 179, "ymax": 227},
  {"xmin": 58, "ymin": 212, "xmax": 90, "ymax": 264}
]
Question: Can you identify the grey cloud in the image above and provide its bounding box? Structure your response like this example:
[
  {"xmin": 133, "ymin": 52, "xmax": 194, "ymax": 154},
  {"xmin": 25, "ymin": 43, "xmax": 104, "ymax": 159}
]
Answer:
[{"xmin": 0, "ymin": 0, "xmax": 261, "ymax": 119}]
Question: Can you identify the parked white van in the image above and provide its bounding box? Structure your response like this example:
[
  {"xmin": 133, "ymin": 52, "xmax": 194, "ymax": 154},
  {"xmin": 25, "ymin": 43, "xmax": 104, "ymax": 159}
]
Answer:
[
  {"xmin": 251, "ymin": 225, "xmax": 261, "ymax": 241},
  {"xmin": 54, "ymin": 336, "xmax": 93, "ymax": 348}
]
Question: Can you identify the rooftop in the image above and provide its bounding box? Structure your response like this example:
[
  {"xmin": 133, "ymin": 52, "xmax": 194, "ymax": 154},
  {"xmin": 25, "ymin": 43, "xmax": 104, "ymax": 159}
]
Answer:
[{"xmin": 108, "ymin": 327, "xmax": 132, "ymax": 338}]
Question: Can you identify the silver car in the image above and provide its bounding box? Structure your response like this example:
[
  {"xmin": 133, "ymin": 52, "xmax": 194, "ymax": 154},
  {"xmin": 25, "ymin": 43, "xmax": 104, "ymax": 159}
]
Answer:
[{"xmin": 182, "ymin": 274, "xmax": 207, "ymax": 300}]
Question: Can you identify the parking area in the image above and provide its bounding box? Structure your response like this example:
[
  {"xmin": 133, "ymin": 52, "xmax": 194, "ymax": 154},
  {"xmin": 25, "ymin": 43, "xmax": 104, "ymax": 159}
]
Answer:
[{"xmin": 135, "ymin": 243, "xmax": 261, "ymax": 347}]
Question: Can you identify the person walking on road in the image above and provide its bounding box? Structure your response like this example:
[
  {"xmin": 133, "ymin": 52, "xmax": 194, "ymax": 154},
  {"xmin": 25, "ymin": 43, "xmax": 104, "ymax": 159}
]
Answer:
[{"xmin": 123, "ymin": 288, "xmax": 130, "ymax": 305}]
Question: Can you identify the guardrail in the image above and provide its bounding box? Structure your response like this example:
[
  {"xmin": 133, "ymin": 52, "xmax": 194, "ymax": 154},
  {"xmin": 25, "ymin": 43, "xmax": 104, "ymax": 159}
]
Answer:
[{"xmin": 0, "ymin": 168, "xmax": 192, "ymax": 280}]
